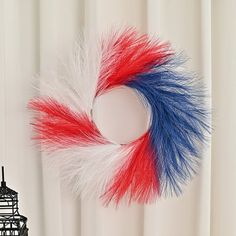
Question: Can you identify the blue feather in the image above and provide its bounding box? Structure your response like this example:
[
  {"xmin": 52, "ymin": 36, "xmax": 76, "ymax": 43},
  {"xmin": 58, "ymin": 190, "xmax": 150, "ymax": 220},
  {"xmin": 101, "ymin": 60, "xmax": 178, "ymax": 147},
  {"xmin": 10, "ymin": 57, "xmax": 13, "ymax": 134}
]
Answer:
[{"xmin": 126, "ymin": 58, "xmax": 210, "ymax": 196}]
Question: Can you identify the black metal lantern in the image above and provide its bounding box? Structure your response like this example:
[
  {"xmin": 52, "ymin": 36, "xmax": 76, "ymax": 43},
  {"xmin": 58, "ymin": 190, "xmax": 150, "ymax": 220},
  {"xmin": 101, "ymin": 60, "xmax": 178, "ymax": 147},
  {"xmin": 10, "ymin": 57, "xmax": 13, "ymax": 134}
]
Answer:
[{"xmin": 0, "ymin": 167, "xmax": 28, "ymax": 236}]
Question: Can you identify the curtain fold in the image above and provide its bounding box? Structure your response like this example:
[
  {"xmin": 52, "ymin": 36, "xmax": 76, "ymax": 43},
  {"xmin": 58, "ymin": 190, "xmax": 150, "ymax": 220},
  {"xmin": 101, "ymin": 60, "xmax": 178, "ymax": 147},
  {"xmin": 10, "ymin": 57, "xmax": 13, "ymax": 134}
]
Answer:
[
  {"xmin": 1, "ymin": 0, "xmax": 235, "ymax": 236},
  {"xmin": 0, "ymin": 1, "xmax": 44, "ymax": 236},
  {"xmin": 212, "ymin": 1, "xmax": 236, "ymax": 236}
]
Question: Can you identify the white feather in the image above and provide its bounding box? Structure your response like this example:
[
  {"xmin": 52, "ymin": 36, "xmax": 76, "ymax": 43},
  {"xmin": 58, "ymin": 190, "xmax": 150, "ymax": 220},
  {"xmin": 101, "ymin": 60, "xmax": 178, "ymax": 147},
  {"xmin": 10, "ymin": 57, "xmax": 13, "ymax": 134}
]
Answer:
[
  {"xmin": 39, "ymin": 33, "xmax": 101, "ymax": 116},
  {"xmin": 44, "ymin": 144, "xmax": 132, "ymax": 199}
]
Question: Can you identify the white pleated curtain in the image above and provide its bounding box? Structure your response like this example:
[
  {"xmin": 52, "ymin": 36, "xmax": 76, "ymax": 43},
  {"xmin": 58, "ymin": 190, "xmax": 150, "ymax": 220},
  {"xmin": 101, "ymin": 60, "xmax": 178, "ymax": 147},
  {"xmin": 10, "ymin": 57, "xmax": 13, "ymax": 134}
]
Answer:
[{"xmin": 0, "ymin": 0, "xmax": 235, "ymax": 236}]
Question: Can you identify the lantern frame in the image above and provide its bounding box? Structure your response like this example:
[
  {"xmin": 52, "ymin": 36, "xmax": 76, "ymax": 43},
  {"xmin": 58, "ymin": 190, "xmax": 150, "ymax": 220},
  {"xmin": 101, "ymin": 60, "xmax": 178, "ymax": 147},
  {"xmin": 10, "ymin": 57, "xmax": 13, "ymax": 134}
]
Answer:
[{"xmin": 0, "ymin": 167, "xmax": 28, "ymax": 236}]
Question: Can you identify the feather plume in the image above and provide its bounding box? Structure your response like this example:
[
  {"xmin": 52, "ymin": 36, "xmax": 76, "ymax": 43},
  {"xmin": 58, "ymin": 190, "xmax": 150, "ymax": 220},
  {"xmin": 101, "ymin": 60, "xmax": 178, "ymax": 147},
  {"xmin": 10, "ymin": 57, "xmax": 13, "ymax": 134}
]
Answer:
[
  {"xmin": 39, "ymin": 34, "xmax": 101, "ymax": 115},
  {"xmin": 102, "ymin": 133, "xmax": 159, "ymax": 205},
  {"xmin": 127, "ymin": 57, "xmax": 210, "ymax": 195},
  {"xmin": 29, "ymin": 98, "xmax": 106, "ymax": 150},
  {"xmin": 97, "ymin": 27, "xmax": 173, "ymax": 95}
]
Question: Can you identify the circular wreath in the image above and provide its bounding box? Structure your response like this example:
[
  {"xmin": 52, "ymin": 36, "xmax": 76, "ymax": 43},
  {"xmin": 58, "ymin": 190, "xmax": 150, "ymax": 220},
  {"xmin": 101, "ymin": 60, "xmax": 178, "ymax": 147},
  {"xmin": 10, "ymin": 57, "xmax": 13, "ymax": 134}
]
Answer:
[{"xmin": 29, "ymin": 28, "xmax": 210, "ymax": 205}]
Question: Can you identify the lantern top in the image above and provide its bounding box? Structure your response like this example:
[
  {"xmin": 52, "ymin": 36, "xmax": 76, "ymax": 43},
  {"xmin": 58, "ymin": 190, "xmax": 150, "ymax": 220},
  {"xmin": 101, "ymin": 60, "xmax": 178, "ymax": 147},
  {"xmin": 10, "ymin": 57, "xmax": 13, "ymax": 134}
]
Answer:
[{"xmin": 0, "ymin": 166, "xmax": 17, "ymax": 197}]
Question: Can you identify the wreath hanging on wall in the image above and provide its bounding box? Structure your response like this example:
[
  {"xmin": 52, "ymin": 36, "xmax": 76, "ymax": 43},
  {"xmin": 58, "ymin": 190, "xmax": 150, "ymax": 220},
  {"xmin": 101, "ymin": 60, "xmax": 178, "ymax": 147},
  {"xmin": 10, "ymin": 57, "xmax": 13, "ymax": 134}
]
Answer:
[{"xmin": 29, "ymin": 28, "xmax": 210, "ymax": 205}]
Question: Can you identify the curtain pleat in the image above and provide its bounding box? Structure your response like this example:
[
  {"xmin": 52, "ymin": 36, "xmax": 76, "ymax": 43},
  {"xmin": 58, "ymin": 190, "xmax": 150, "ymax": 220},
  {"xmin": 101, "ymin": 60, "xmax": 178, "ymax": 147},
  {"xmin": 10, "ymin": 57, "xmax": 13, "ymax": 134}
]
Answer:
[
  {"xmin": 0, "ymin": 1, "xmax": 44, "ymax": 236},
  {"xmin": 212, "ymin": 1, "xmax": 236, "ymax": 236}
]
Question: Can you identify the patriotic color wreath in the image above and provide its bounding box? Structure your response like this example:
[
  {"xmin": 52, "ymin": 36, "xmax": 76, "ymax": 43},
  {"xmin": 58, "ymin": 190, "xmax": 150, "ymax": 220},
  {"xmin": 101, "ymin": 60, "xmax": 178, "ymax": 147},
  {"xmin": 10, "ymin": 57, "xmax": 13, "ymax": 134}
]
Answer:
[{"xmin": 29, "ymin": 28, "xmax": 210, "ymax": 205}]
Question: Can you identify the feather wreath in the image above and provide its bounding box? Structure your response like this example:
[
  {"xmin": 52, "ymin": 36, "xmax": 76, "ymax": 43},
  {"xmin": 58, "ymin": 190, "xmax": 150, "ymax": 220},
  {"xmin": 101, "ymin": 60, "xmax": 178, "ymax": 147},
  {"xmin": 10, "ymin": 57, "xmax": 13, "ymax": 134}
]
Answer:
[{"xmin": 29, "ymin": 28, "xmax": 210, "ymax": 205}]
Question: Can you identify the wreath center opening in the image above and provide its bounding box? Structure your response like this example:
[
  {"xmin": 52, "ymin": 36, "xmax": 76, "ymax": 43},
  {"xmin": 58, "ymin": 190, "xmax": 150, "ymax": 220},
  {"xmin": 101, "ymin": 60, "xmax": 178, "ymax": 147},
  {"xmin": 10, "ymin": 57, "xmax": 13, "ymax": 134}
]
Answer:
[{"xmin": 92, "ymin": 86, "xmax": 150, "ymax": 145}]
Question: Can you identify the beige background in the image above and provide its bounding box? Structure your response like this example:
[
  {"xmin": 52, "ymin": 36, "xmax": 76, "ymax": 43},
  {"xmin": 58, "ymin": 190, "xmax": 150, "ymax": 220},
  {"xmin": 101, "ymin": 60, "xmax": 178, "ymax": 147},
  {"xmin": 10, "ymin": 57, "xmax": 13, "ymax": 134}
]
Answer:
[
  {"xmin": 0, "ymin": 0, "xmax": 235, "ymax": 236},
  {"xmin": 92, "ymin": 86, "xmax": 151, "ymax": 145}
]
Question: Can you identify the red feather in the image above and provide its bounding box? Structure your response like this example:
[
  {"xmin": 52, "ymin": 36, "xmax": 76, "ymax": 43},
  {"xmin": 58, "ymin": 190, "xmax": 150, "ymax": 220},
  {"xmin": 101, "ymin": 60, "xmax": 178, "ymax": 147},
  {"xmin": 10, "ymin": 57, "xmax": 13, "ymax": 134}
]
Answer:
[
  {"xmin": 97, "ymin": 28, "xmax": 173, "ymax": 95},
  {"xmin": 29, "ymin": 98, "xmax": 106, "ymax": 150},
  {"xmin": 102, "ymin": 133, "xmax": 159, "ymax": 205}
]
